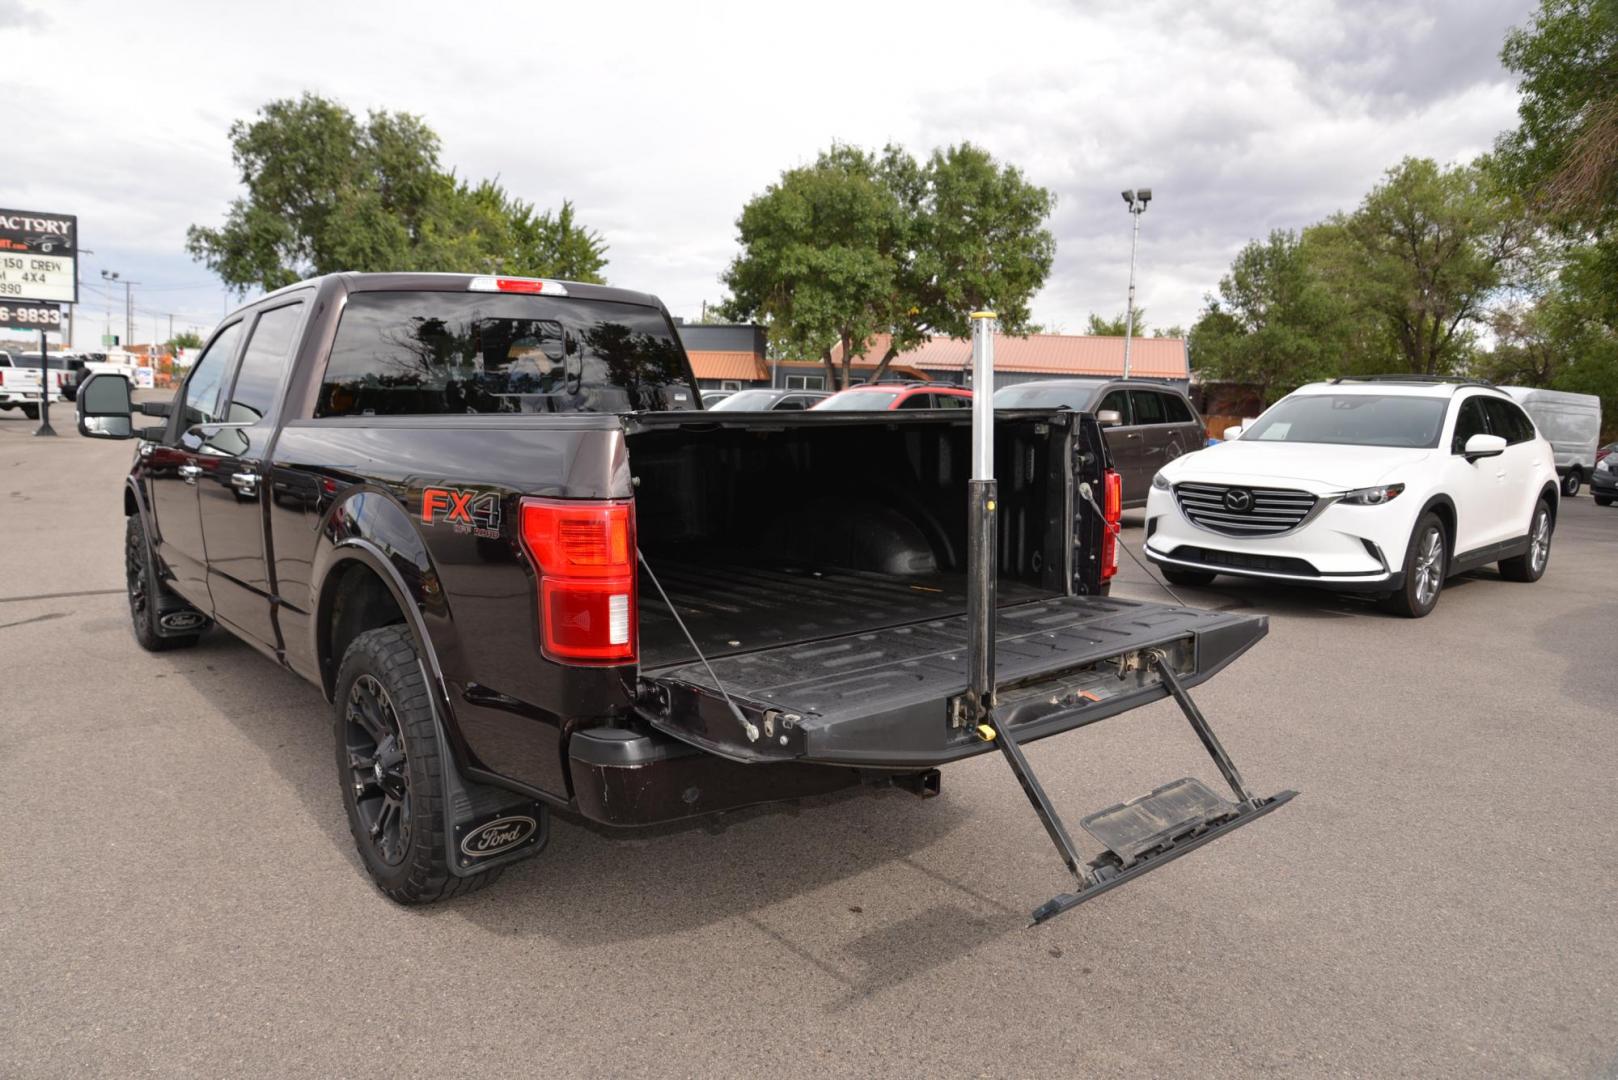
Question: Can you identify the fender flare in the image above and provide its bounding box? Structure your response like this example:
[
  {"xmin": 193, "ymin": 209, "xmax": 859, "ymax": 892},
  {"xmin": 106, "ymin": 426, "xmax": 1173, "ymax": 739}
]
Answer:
[
  {"xmin": 1411, "ymin": 492, "xmax": 1458, "ymax": 558},
  {"xmin": 314, "ymin": 538, "xmax": 452, "ymax": 706},
  {"xmin": 1537, "ymin": 480, "xmax": 1560, "ymax": 524}
]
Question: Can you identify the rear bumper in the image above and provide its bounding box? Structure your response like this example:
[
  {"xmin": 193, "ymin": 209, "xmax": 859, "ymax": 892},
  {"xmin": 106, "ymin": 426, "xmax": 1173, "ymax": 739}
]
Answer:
[{"xmin": 568, "ymin": 725, "xmax": 869, "ymax": 826}]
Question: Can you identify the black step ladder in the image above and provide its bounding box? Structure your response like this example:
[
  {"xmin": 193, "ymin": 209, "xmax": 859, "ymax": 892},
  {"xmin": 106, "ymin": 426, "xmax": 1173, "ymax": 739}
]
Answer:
[
  {"xmin": 986, "ymin": 649, "xmax": 1296, "ymax": 925},
  {"xmin": 961, "ymin": 312, "xmax": 1292, "ymax": 927}
]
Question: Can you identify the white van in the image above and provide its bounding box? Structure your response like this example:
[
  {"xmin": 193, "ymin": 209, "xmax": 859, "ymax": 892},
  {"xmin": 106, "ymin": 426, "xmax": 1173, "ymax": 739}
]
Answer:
[{"xmin": 1502, "ymin": 386, "xmax": 1602, "ymax": 496}]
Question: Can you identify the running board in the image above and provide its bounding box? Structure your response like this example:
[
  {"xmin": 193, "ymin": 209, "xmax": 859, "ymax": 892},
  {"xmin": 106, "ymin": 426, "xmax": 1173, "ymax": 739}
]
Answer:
[{"xmin": 987, "ymin": 648, "xmax": 1297, "ymax": 927}]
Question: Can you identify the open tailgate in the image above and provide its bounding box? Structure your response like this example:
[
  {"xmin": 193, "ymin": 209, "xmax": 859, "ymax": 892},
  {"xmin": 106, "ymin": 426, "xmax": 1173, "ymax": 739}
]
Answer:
[{"xmin": 636, "ymin": 594, "xmax": 1265, "ymax": 767}]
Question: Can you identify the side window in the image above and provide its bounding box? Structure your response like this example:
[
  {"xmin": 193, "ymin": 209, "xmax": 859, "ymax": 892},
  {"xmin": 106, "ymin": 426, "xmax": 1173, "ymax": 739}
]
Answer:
[
  {"xmin": 1452, "ymin": 397, "xmax": 1489, "ymax": 453},
  {"xmin": 1163, "ymin": 393, "xmax": 1195, "ymax": 424},
  {"xmin": 1130, "ymin": 389, "xmax": 1167, "ymax": 425},
  {"xmin": 180, "ymin": 322, "xmax": 243, "ymax": 427},
  {"xmin": 773, "ymin": 396, "xmax": 809, "ymax": 411},
  {"xmin": 897, "ymin": 393, "xmax": 933, "ymax": 409},
  {"xmin": 1482, "ymin": 398, "xmax": 1534, "ymax": 445},
  {"xmin": 1098, "ymin": 388, "xmax": 1131, "ymax": 424},
  {"xmin": 224, "ymin": 301, "xmax": 304, "ymax": 426}
]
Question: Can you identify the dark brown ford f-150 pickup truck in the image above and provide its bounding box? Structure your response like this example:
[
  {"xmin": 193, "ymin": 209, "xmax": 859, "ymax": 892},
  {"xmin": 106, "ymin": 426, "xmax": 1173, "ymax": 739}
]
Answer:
[{"xmin": 75, "ymin": 272, "xmax": 1291, "ymax": 921}]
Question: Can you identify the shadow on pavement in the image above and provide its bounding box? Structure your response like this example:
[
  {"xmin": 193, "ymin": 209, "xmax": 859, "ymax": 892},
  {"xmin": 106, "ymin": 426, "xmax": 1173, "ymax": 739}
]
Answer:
[{"xmin": 173, "ymin": 628, "xmax": 1013, "ymax": 996}]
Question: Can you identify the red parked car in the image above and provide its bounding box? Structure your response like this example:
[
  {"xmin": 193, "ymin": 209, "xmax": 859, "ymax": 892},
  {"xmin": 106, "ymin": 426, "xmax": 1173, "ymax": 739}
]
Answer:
[{"xmin": 811, "ymin": 383, "xmax": 973, "ymax": 411}]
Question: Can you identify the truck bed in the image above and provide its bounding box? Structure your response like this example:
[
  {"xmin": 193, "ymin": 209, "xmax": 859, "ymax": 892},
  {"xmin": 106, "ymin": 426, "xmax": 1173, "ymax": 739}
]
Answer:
[
  {"xmin": 637, "ymin": 594, "xmax": 1268, "ymax": 768},
  {"xmin": 638, "ymin": 558, "xmax": 1055, "ymax": 670}
]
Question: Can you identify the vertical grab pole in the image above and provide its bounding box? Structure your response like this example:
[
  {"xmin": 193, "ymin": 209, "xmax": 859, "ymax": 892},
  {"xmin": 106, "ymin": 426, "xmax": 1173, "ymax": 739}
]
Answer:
[{"xmin": 966, "ymin": 311, "xmax": 998, "ymax": 722}]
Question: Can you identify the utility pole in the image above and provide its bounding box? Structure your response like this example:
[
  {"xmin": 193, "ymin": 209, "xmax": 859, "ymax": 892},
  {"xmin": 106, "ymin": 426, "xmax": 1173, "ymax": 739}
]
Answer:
[
  {"xmin": 1120, "ymin": 188, "xmax": 1152, "ymax": 380},
  {"xmin": 124, "ymin": 278, "xmax": 140, "ymax": 347}
]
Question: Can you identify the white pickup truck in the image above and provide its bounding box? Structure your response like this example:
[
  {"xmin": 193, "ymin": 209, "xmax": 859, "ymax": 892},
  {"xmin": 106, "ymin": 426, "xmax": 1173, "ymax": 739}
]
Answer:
[{"xmin": 0, "ymin": 352, "xmax": 70, "ymax": 419}]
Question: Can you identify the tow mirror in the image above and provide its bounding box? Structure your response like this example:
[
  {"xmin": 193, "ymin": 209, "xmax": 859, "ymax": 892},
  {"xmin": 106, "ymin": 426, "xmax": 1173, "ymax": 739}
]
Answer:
[
  {"xmin": 1463, "ymin": 433, "xmax": 1506, "ymax": 461},
  {"xmin": 1096, "ymin": 409, "xmax": 1123, "ymax": 427},
  {"xmin": 76, "ymin": 373, "xmax": 134, "ymax": 440},
  {"xmin": 1223, "ymin": 425, "xmax": 1245, "ymax": 440}
]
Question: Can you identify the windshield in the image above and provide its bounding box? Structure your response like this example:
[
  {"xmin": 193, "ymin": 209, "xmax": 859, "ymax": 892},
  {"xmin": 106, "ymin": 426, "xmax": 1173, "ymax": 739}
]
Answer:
[
  {"xmin": 813, "ymin": 390, "xmax": 899, "ymax": 411},
  {"xmin": 1243, "ymin": 393, "xmax": 1448, "ymax": 448},
  {"xmin": 993, "ymin": 384, "xmax": 1098, "ymax": 410},
  {"xmin": 707, "ymin": 389, "xmax": 779, "ymax": 411}
]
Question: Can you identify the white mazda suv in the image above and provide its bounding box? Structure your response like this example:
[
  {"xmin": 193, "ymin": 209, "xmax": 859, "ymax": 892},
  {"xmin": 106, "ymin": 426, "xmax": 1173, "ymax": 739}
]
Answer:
[{"xmin": 1143, "ymin": 377, "xmax": 1559, "ymax": 617}]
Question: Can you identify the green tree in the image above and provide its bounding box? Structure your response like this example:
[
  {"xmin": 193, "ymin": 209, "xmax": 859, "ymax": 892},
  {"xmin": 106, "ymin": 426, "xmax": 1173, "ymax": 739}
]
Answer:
[
  {"xmin": 187, "ymin": 93, "xmax": 606, "ymax": 292},
  {"xmin": 1496, "ymin": 0, "xmax": 1618, "ymax": 227},
  {"xmin": 721, "ymin": 142, "xmax": 1054, "ymax": 388},
  {"xmin": 866, "ymin": 143, "xmax": 1055, "ymax": 379},
  {"xmin": 720, "ymin": 145, "xmax": 904, "ymax": 389},
  {"xmin": 1084, "ymin": 310, "xmax": 1146, "ymax": 336},
  {"xmin": 164, "ymin": 330, "xmax": 204, "ymax": 352},
  {"xmin": 1188, "ymin": 231, "xmax": 1349, "ymax": 401},
  {"xmin": 1307, "ymin": 158, "xmax": 1531, "ymax": 375}
]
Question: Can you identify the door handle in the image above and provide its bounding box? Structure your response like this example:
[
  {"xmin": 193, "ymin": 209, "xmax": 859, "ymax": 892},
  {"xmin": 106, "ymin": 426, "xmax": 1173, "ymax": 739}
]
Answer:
[
  {"xmin": 231, "ymin": 471, "xmax": 259, "ymax": 495},
  {"xmin": 1124, "ymin": 432, "xmax": 1142, "ymax": 439},
  {"xmin": 178, "ymin": 463, "xmax": 202, "ymax": 482}
]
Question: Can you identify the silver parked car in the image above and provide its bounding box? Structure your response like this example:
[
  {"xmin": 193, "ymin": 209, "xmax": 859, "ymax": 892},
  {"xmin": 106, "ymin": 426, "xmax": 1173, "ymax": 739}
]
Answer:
[{"xmin": 994, "ymin": 378, "xmax": 1206, "ymax": 508}]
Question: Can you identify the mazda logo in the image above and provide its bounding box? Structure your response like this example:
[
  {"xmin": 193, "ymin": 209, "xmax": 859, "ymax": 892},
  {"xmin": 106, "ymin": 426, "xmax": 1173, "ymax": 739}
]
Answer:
[{"xmin": 1223, "ymin": 489, "xmax": 1253, "ymax": 512}]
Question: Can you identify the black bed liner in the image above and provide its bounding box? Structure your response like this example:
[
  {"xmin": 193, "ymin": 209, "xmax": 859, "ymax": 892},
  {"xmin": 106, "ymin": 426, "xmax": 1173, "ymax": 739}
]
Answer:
[
  {"xmin": 638, "ymin": 594, "xmax": 1267, "ymax": 768},
  {"xmin": 637, "ymin": 559, "xmax": 1055, "ymax": 670}
]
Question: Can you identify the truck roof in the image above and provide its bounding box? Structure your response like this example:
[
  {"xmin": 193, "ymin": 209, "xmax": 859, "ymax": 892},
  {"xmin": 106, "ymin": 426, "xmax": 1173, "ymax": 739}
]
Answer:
[{"xmin": 242, "ymin": 272, "xmax": 668, "ymax": 318}]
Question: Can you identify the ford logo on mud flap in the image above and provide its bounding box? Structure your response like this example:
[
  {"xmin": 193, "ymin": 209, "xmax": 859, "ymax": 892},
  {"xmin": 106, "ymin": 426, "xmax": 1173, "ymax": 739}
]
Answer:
[
  {"xmin": 460, "ymin": 815, "xmax": 537, "ymax": 858},
  {"xmin": 159, "ymin": 611, "xmax": 206, "ymax": 631}
]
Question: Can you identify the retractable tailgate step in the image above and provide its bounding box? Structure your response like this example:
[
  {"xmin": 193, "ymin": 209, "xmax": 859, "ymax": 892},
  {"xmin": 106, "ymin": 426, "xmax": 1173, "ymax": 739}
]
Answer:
[
  {"xmin": 1080, "ymin": 777, "xmax": 1236, "ymax": 868},
  {"xmin": 637, "ymin": 594, "xmax": 1268, "ymax": 767}
]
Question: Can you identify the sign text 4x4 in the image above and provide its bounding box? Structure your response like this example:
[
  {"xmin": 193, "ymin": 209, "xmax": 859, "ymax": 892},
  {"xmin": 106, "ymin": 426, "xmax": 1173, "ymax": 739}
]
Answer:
[{"xmin": 0, "ymin": 209, "xmax": 78, "ymax": 304}]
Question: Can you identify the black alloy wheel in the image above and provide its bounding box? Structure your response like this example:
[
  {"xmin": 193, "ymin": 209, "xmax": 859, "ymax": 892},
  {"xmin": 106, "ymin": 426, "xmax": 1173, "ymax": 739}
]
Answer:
[{"xmin": 344, "ymin": 673, "xmax": 413, "ymax": 867}]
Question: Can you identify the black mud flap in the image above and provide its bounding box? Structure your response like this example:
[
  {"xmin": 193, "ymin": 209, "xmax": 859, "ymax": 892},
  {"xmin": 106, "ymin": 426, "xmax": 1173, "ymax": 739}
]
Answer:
[{"xmin": 422, "ymin": 664, "xmax": 549, "ymax": 878}]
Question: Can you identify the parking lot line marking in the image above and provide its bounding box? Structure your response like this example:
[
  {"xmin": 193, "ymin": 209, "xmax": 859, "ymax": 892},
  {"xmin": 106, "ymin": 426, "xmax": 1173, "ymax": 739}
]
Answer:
[{"xmin": 0, "ymin": 587, "xmax": 122, "ymax": 605}]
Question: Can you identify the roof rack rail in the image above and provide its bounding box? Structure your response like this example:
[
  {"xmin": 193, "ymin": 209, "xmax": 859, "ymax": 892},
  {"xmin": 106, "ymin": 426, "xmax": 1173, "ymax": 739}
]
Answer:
[{"xmin": 1328, "ymin": 374, "xmax": 1494, "ymax": 387}]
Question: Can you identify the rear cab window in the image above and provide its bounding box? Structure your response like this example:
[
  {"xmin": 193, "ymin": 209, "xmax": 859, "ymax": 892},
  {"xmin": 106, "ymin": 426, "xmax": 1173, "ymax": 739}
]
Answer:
[{"xmin": 315, "ymin": 290, "xmax": 693, "ymax": 417}]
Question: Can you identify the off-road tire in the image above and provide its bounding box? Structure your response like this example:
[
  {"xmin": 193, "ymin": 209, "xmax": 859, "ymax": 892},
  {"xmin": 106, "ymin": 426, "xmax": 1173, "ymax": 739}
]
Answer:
[
  {"xmin": 335, "ymin": 625, "xmax": 503, "ymax": 904},
  {"xmin": 1499, "ymin": 499, "xmax": 1552, "ymax": 583},
  {"xmin": 126, "ymin": 514, "xmax": 202, "ymax": 651},
  {"xmin": 1162, "ymin": 566, "xmax": 1217, "ymax": 587},
  {"xmin": 21, "ymin": 403, "xmax": 39, "ymax": 420},
  {"xmin": 1384, "ymin": 512, "xmax": 1446, "ymax": 619},
  {"xmin": 1561, "ymin": 471, "xmax": 1581, "ymax": 497}
]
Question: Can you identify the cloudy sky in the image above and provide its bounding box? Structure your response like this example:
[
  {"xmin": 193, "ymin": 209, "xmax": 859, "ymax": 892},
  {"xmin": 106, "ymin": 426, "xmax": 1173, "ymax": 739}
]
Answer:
[{"xmin": 3, "ymin": 0, "xmax": 1534, "ymax": 350}]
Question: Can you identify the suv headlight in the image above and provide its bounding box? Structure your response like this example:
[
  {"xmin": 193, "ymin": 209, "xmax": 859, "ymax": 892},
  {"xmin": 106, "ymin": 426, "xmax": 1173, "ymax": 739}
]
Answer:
[
  {"xmin": 1600, "ymin": 457, "xmax": 1615, "ymax": 473},
  {"xmin": 1339, "ymin": 483, "xmax": 1405, "ymax": 506},
  {"xmin": 1151, "ymin": 471, "xmax": 1171, "ymax": 491}
]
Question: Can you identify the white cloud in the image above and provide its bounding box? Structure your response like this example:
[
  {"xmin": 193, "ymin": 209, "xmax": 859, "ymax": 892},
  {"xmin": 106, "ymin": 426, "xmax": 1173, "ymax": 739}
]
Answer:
[{"xmin": 3, "ymin": 0, "xmax": 1533, "ymax": 347}]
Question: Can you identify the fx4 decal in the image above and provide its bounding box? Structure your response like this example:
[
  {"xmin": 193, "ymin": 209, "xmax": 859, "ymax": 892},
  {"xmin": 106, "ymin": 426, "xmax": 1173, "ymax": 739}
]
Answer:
[{"xmin": 422, "ymin": 487, "xmax": 502, "ymax": 539}]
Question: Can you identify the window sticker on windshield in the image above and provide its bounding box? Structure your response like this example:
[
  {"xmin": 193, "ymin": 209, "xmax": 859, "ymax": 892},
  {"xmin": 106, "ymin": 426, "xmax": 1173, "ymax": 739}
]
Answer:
[{"xmin": 1258, "ymin": 422, "xmax": 1291, "ymax": 440}]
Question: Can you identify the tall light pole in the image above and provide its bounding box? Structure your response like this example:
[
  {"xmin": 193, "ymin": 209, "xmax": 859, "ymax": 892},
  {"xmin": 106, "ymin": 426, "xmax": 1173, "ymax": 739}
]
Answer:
[
  {"xmin": 1120, "ymin": 188, "xmax": 1151, "ymax": 380},
  {"xmin": 101, "ymin": 269, "xmax": 118, "ymax": 348}
]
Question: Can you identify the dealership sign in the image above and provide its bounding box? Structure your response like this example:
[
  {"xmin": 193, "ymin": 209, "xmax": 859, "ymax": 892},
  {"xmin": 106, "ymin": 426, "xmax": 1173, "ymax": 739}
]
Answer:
[
  {"xmin": 0, "ymin": 209, "xmax": 78, "ymax": 304},
  {"xmin": 0, "ymin": 301, "xmax": 64, "ymax": 333}
]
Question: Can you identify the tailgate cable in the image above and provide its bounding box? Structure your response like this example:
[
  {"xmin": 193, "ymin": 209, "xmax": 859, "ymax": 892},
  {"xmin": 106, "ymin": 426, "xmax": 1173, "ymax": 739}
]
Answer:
[
  {"xmin": 637, "ymin": 550, "xmax": 760, "ymax": 742},
  {"xmin": 1077, "ymin": 482, "xmax": 1187, "ymax": 606}
]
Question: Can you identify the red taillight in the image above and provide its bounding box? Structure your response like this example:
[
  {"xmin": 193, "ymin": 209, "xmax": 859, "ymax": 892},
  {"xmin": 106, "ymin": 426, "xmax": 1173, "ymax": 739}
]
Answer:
[
  {"xmin": 1101, "ymin": 469, "xmax": 1123, "ymax": 580},
  {"xmin": 519, "ymin": 498, "xmax": 636, "ymax": 664}
]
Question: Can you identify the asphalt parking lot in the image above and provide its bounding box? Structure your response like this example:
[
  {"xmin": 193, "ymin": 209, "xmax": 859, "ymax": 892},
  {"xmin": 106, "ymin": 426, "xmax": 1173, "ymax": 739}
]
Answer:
[{"xmin": 3, "ymin": 403, "xmax": 1615, "ymax": 1079}]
